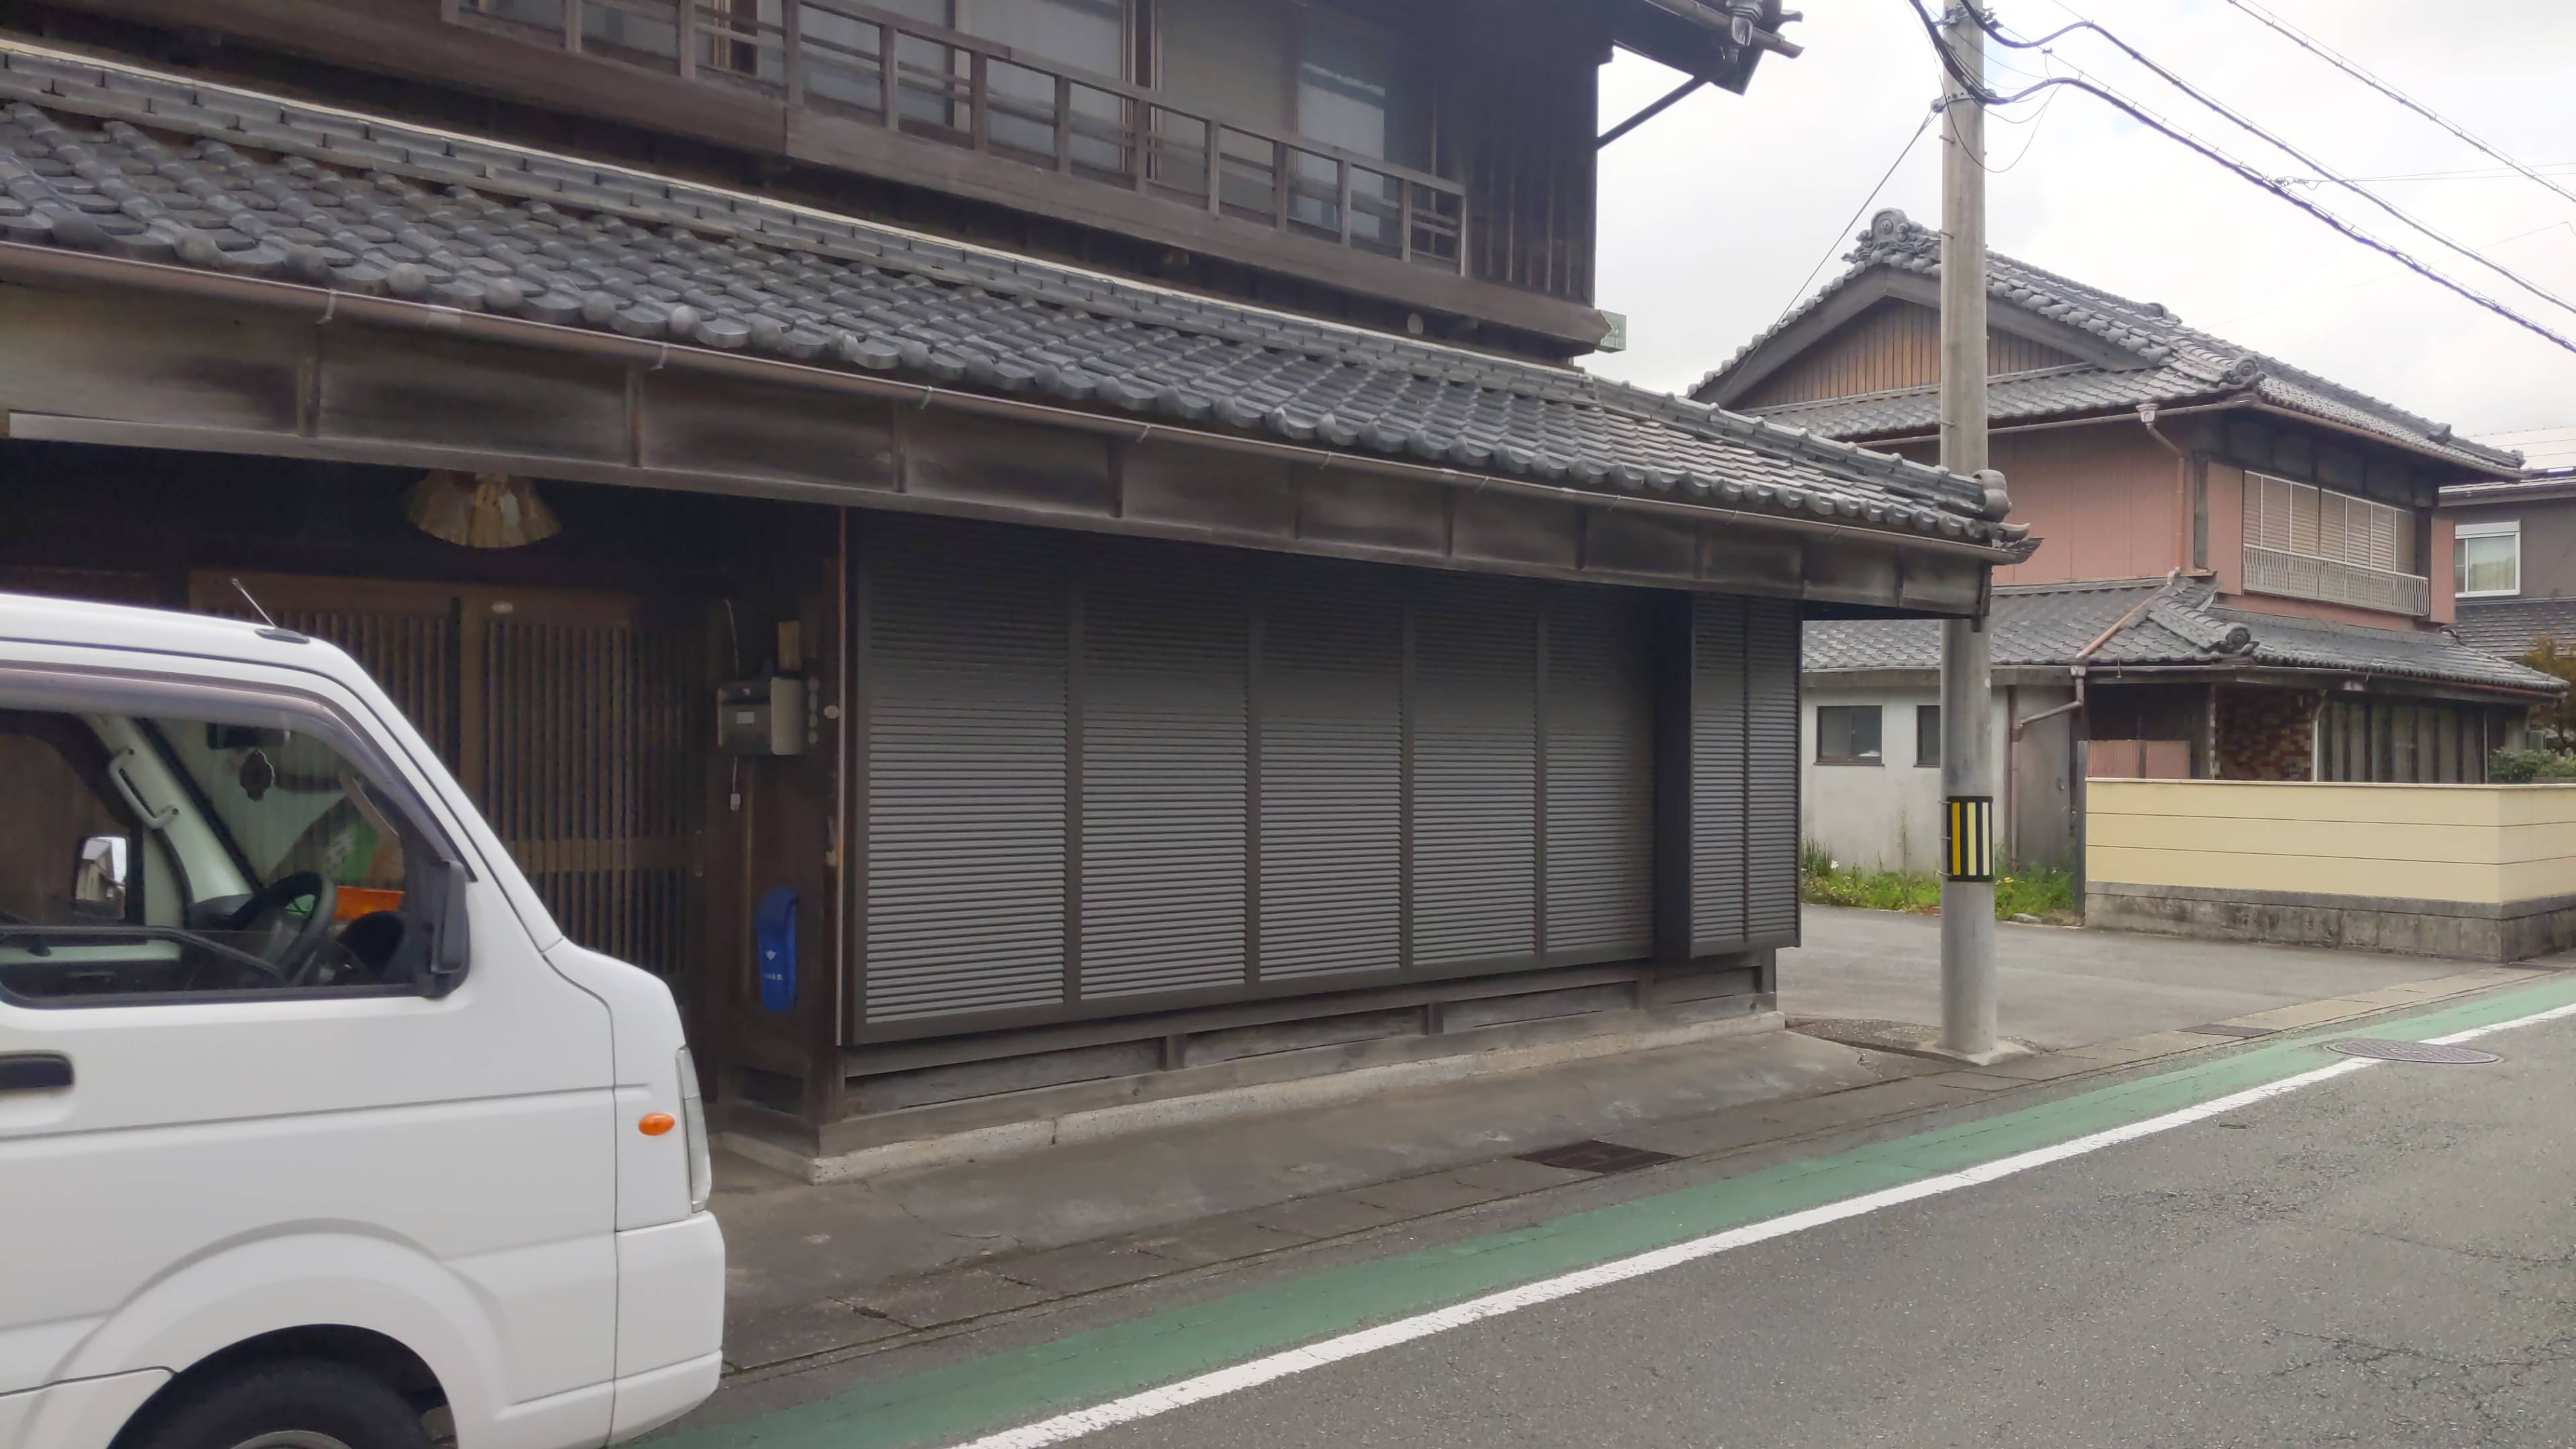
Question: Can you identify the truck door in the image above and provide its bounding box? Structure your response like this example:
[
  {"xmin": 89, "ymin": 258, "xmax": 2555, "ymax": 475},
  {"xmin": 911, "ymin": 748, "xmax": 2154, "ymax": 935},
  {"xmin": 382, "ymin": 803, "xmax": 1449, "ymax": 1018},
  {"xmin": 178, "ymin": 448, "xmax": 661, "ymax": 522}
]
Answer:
[{"xmin": 0, "ymin": 647, "xmax": 619, "ymax": 1443}]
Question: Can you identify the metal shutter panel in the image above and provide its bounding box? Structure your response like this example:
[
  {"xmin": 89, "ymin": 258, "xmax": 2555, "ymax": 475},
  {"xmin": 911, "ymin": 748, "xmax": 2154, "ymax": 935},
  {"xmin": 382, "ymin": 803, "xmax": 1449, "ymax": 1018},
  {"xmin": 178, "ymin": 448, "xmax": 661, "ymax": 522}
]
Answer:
[
  {"xmin": 861, "ymin": 522, "xmax": 1070, "ymax": 1023},
  {"xmin": 1257, "ymin": 557, "xmax": 1404, "ymax": 981},
  {"xmin": 1542, "ymin": 585, "xmax": 1652, "ymax": 964},
  {"xmin": 1744, "ymin": 597, "xmax": 1801, "ymax": 940},
  {"xmin": 1691, "ymin": 594, "xmax": 1749, "ymax": 951},
  {"xmin": 1079, "ymin": 539, "xmax": 1250, "ymax": 999},
  {"xmin": 1411, "ymin": 573, "xmax": 1538, "ymax": 970}
]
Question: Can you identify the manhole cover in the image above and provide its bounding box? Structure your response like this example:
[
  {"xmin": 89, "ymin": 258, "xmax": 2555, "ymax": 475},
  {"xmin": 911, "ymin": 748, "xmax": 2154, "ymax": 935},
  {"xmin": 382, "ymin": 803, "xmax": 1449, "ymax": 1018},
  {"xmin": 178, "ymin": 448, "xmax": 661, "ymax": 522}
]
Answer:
[
  {"xmin": 1517, "ymin": 1139, "xmax": 1680, "ymax": 1175},
  {"xmin": 2325, "ymin": 1038, "xmax": 2500, "ymax": 1064}
]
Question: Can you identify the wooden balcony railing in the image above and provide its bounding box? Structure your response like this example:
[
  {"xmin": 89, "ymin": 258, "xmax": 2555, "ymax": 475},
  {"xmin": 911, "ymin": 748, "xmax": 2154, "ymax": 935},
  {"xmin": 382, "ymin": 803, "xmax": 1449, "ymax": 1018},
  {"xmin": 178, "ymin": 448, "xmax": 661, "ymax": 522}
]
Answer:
[
  {"xmin": 443, "ymin": 0, "xmax": 1468, "ymax": 274},
  {"xmin": 2243, "ymin": 545, "xmax": 2432, "ymax": 618}
]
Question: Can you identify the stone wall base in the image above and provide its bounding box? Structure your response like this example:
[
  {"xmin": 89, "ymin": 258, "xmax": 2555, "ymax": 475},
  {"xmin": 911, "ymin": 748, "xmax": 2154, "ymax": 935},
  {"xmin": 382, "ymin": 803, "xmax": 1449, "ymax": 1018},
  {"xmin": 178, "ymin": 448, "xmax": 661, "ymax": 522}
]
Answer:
[{"xmin": 2086, "ymin": 881, "xmax": 2576, "ymax": 963}]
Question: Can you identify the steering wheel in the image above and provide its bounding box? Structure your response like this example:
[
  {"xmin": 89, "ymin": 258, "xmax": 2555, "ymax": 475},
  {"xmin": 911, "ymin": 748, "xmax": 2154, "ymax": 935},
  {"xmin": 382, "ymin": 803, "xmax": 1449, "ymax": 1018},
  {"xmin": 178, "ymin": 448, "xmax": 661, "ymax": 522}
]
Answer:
[{"xmin": 224, "ymin": 871, "xmax": 339, "ymax": 985}]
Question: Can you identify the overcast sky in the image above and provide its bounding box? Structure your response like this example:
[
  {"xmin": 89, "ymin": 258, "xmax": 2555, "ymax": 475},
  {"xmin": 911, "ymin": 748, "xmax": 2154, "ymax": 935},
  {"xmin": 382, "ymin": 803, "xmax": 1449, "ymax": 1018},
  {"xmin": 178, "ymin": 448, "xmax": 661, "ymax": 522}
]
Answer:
[{"xmin": 1581, "ymin": 0, "xmax": 2576, "ymax": 449}]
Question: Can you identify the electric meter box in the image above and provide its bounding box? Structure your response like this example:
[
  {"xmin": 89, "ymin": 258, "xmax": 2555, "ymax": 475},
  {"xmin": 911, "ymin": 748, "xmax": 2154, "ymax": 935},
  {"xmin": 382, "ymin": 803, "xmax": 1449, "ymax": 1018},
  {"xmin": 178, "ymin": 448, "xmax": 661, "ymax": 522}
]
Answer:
[{"xmin": 718, "ymin": 676, "xmax": 806, "ymax": 756}]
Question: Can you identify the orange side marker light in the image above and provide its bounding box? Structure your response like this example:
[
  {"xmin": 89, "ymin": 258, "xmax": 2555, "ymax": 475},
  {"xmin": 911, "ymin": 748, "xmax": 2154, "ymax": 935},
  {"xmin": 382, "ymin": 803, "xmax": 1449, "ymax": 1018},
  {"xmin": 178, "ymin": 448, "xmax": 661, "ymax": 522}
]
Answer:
[{"xmin": 639, "ymin": 1112, "xmax": 677, "ymax": 1136}]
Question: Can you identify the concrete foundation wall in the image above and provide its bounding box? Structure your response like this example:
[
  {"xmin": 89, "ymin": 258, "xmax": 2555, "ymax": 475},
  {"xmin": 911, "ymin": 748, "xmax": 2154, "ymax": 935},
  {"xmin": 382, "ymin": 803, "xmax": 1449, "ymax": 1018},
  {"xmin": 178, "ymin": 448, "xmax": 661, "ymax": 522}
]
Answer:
[{"xmin": 2088, "ymin": 881, "xmax": 2576, "ymax": 963}]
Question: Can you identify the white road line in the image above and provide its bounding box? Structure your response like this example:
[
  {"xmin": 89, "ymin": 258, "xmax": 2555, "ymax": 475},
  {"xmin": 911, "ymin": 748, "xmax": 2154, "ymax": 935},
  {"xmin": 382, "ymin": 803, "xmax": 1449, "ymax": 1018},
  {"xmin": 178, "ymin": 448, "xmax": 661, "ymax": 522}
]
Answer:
[{"xmin": 953, "ymin": 996, "xmax": 2576, "ymax": 1449}]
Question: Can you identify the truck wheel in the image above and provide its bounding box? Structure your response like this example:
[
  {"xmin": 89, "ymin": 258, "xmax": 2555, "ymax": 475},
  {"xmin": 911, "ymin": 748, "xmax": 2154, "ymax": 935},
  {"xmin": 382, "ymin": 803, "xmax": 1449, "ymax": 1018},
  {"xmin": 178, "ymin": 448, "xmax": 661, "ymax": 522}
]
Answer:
[{"xmin": 126, "ymin": 1359, "xmax": 433, "ymax": 1449}]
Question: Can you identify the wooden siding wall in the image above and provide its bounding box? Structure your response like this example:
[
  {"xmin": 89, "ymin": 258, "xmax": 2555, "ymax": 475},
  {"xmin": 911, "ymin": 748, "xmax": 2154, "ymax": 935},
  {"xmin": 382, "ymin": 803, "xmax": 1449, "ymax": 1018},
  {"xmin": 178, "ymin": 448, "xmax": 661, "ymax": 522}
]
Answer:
[
  {"xmin": 1737, "ymin": 302, "xmax": 2084, "ymax": 408},
  {"xmin": 1457, "ymin": 5, "xmax": 1599, "ymax": 305}
]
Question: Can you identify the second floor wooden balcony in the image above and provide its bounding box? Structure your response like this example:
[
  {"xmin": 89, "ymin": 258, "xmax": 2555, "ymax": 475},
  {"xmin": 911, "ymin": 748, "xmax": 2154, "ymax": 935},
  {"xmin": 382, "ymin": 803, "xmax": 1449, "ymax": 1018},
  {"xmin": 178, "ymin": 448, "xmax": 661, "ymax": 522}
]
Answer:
[
  {"xmin": 399, "ymin": 0, "xmax": 1601, "ymax": 347},
  {"xmin": 449, "ymin": 0, "xmax": 1469, "ymax": 275}
]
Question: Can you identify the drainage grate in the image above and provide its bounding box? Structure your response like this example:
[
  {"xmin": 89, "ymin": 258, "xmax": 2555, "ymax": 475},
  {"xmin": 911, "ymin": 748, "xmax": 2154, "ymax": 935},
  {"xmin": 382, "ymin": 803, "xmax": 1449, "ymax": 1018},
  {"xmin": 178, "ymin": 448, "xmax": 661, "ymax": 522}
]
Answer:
[
  {"xmin": 2184, "ymin": 1023, "xmax": 2276, "ymax": 1039},
  {"xmin": 2325, "ymin": 1038, "xmax": 2501, "ymax": 1065},
  {"xmin": 1517, "ymin": 1139, "xmax": 1680, "ymax": 1175}
]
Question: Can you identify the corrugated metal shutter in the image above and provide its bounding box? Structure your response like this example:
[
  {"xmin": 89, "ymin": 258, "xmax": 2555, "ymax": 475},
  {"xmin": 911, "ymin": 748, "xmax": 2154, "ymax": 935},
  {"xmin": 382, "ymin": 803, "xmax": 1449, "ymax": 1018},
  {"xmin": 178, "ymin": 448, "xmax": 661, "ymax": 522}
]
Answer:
[
  {"xmin": 1542, "ymin": 585, "xmax": 1652, "ymax": 964},
  {"xmin": 1257, "ymin": 558, "xmax": 1404, "ymax": 981},
  {"xmin": 862, "ymin": 523, "xmax": 1069, "ymax": 1023},
  {"xmin": 1411, "ymin": 574, "xmax": 1538, "ymax": 971},
  {"xmin": 1743, "ymin": 597, "xmax": 1801, "ymax": 941},
  {"xmin": 1691, "ymin": 594, "xmax": 1749, "ymax": 951},
  {"xmin": 1079, "ymin": 539, "xmax": 1249, "ymax": 999}
]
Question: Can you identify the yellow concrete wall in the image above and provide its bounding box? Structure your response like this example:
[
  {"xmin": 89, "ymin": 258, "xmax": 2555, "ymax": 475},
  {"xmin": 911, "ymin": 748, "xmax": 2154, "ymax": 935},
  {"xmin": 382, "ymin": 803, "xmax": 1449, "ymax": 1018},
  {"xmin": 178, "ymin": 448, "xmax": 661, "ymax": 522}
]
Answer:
[{"xmin": 2086, "ymin": 779, "xmax": 2576, "ymax": 906}]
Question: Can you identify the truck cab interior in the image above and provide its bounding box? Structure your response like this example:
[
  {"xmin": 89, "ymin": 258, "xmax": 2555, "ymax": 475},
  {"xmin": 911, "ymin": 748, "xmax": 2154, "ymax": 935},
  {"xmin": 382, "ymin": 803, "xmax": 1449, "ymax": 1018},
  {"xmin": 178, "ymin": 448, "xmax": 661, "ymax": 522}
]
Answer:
[{"xmin": 0, "ymin": 706, "xmax": 438, "ymax": 1001}]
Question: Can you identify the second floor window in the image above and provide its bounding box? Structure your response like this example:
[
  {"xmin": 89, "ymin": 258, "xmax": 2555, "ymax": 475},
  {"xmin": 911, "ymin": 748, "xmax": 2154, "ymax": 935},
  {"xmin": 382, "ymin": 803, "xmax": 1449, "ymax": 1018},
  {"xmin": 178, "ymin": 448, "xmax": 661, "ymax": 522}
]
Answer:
[
  {"xmin": 2455, "ymin": 520, "xmax": 2520, "ymax": 597},
  {"xmin": 2241, "ymin": 472, "xmax": 2428, "ymax": 615}
]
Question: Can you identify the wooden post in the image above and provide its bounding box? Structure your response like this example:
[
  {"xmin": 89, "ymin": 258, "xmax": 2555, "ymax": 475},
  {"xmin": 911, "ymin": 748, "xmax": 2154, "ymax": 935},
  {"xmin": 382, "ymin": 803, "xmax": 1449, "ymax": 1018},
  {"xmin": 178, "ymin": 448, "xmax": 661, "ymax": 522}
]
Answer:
[
  {"xmin": 1203, "ymin": 117, "xmax": 1222, "ymax": 215},
  {"xmin": 1054, "ymin": 74, "xmax": 1073, "ymax": 174},
  {"xmin": 879, "ymin": 20, "xmax": 898, "ymax": 127},
  {"xmin": 784, "ymin": 0, "xmax": 804, "ymax": 106}
]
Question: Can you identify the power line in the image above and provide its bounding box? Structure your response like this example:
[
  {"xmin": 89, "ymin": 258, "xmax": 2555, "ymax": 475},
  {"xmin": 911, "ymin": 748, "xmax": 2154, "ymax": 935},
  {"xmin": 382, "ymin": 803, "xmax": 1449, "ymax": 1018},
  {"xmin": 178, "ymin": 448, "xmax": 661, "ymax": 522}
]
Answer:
[
  {"xmin": 2219, "ymin": 0, "xmax": 2576, "ymax": 214},
  {"xmin": 1980, "ymin": 64, "xmax": 2064, "ymax": 174},
  {"xmin": 1894, "ymin": 0, "xmax": 2576, "ymax": 359},
  {"xmin": 2205, "ymin": 221, "xmax": 2576, "ymax": 329},
  {"xmin": 1977, "ymin": 8, "xmax": 2576, "ymax": 326},
  {"xmin": 1765, "ymin": 107, "xmax": 1936, "ymax": 332},
  {"xmin": 2281, "ymin": 164, "xmax": 2576, "ymax": 186}
]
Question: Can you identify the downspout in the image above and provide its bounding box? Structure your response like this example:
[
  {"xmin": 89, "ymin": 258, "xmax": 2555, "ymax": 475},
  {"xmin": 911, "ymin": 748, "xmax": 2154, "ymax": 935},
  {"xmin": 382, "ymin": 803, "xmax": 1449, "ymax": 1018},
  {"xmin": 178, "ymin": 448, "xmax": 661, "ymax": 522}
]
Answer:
[
  {"xmin": 2137, "ymin": 402, "xmax": 2192, "ymax": 574},
  {"xmin": 2012, "ymin": 564, "xmax": 2180, "ymax": 869},
  {"xmin": 2010, "ymin": 564, "xmax": 2171, "ymax": 743}
]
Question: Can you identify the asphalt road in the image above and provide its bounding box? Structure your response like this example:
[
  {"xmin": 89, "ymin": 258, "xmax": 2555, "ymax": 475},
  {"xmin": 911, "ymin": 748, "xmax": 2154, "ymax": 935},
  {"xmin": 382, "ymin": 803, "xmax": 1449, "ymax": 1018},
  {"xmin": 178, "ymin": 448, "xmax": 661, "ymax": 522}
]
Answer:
[
  {"xmin": 1086, "ymin": 1010, "xmax": 2576, "ymax": 1448},
  {"xmin": 661, "ymin": 975, "xmax": 2576, "ymax": 1449}
]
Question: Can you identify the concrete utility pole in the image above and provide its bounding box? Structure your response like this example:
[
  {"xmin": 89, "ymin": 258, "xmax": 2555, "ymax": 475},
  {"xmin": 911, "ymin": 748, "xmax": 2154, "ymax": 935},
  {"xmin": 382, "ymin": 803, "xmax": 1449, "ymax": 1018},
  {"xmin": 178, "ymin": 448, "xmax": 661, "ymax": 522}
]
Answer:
[{"xmin": 1937, "ymin": 2, "xmax": 1999, "ymax": 1061}]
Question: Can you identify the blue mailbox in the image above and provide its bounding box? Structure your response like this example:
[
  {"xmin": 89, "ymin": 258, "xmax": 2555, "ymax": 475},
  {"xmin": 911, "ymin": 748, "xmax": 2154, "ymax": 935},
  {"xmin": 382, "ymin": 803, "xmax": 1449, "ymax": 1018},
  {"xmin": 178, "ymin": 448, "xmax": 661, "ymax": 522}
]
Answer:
[{"xmin": 755, "ymin": 885, "xmax": 798, "ymax": 1012}]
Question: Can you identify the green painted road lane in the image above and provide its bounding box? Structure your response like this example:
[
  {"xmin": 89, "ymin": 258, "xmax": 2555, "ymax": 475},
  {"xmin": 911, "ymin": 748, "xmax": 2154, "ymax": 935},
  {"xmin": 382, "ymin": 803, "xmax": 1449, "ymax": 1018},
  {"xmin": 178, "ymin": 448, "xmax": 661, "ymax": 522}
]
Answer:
[{"xmin": 657, "ymin": 972, "xmax": 2576, "ymax": 1449}]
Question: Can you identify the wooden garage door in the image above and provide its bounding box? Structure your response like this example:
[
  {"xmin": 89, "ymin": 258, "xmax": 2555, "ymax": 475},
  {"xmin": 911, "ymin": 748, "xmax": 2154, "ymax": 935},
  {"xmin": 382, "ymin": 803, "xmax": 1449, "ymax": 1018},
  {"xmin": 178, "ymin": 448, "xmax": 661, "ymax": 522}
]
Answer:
[{"xmin": 197, "ymin": 575, "xmax": 710, "ymax": 983}]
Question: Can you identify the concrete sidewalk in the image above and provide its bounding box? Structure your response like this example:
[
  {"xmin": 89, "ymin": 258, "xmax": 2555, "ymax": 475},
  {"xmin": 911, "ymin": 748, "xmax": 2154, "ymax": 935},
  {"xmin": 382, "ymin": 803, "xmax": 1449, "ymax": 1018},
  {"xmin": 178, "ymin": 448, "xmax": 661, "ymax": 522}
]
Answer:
[
  {"xmin": 1783, "ymin": 906, "xmax": 2445, "ymax": 1049},
  {"xmin": 704, "ymin": 911, "xmax": 2541, "ymax": 1381}
]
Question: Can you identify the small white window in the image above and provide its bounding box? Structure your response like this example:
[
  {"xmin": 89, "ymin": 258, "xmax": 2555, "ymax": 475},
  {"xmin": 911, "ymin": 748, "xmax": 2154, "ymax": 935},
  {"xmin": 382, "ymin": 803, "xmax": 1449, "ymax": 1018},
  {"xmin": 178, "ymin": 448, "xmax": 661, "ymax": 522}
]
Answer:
[{"xmin": 2455, "ymin": 519, "xmax": 2520, "ymax": 598}]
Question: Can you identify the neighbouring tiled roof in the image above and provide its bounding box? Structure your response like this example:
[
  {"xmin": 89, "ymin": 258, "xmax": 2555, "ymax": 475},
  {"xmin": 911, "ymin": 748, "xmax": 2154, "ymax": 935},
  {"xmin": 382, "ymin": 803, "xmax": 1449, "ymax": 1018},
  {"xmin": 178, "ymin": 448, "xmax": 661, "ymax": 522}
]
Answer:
[
  {"xmin": 2453, "ymin": 597, "xmax": 2576, "ymax": 659},
  {"xmin": 1700, "ymin": 210, "xmax": 2522, "ymax": 475},
  {"xmin": 2442, "ymin": 466, "xmax": 2576, "ymax": 506},
  {"xmin": 1807, "ymin": 576, "xmax": 2563, "ymax": 696},
  {"xmin": 0, "ymin": 46, "xmax": 2027, "ymax": 552}
]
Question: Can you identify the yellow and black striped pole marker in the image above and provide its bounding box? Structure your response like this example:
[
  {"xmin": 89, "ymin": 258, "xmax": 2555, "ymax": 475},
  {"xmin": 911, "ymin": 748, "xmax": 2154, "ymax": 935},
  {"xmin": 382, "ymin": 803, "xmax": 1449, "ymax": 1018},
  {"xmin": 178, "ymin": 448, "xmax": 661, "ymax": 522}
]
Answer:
[{"xmin": 1945, "ymin": 796, "xmax": 1995, "ymax": 883}]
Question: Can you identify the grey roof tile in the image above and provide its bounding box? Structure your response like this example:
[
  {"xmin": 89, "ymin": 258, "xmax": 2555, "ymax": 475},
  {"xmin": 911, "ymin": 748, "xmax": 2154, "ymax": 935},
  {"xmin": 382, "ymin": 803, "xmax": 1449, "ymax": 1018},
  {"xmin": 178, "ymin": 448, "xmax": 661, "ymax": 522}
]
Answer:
[
  {"xmin": 0, "ymin": 50, "xmax": 2033, "ymax": 553},
  {"xmin": 2451, "ymin": 598, "xmax": 2576, "ymax": 659},
  {"xmin": 1704, "ymin": 210, "xmax": 2521, "ymax": 474},
  {"xmin": 1808, "ymin": 576, "xmax": 2561, "ymax": 696}
]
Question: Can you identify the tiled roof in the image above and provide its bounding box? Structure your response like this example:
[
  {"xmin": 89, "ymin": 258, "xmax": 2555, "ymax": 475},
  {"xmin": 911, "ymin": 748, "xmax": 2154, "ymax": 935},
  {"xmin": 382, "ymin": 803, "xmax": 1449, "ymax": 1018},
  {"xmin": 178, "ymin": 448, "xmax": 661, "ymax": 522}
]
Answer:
[
  {"xmin": 2441, "ymin": 466, "xmax": 2576, "ymax": 506},
  {"xmin": 0, "ymin": 44, "xmax": 2026, "ymax": 552},
  {"xmin": 1807, "ymin": 576, "xmax": 2563, "ymax": 696},
  {"xmin": 1701, "ymin": 210, "xmax": 2522, "ymax": 474},
  {"xmin": 2453, "ymin": 597, "xmax": 2576, "ymax": 659}
]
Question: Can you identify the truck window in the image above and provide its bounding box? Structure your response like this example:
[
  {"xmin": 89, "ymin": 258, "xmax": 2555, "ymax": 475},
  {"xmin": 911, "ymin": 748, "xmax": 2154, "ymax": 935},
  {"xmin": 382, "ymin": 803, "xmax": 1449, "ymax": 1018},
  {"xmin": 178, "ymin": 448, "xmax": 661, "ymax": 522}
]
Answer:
[{"xmin": 0, "ymin": 707, "xmax": 438, "ymax": 1003}]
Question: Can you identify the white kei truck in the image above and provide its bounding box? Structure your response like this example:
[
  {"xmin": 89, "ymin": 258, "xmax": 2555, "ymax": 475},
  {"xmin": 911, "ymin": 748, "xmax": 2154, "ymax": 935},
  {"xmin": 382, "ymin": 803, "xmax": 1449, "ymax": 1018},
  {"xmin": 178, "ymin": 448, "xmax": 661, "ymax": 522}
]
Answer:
[{"xmin": 0, "ymin": 592, "xmax": 725, "ymax": 1449}]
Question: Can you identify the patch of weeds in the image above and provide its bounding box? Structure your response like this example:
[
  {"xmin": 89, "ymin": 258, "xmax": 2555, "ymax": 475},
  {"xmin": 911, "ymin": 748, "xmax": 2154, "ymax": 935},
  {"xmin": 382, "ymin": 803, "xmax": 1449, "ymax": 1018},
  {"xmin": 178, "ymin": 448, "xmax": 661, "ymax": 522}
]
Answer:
[{"xmin": 1799, "ymin": 843, "xmax": 2078, "ymax": 924}]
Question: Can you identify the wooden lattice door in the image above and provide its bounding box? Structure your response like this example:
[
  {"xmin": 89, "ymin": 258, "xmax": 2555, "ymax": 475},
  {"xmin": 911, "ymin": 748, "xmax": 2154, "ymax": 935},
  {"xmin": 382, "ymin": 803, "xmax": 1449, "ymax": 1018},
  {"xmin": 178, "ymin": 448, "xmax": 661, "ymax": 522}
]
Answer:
[{"xmin": 198, "ymin": 576, "xmax": 711, "ymax": 985}]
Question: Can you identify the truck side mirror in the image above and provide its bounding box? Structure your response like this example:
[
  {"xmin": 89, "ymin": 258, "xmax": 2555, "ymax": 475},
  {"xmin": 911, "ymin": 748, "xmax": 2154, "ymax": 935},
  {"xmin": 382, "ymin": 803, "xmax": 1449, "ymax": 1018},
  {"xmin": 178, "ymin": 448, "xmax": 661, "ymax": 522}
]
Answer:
[
  {"xmin": 420, "ymin": 857, "xmax": 473, "ymax": 999},
  {"xmin": 69, "ymin": 834, "xmax": 129, "ymax": 920}
]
